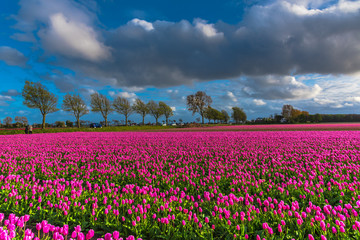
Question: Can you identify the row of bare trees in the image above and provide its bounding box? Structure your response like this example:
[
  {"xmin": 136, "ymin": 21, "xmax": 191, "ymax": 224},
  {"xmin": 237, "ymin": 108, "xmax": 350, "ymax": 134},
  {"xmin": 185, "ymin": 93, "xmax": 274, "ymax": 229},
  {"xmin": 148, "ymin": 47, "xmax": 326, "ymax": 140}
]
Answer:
[
  {"xmin": 20, "ymin": 82, "xmax": 247, "ymax": 129},
  {"xmin": 21, "ymin": 81, "xmax": 174, "ymax": 128},
  {"xmin": 0, "ymin": 116, "xmax": 28, "ymax": 128},
  {"xmin": 90, "ymin": 93, "xmax": 174, "ymax": 126}
]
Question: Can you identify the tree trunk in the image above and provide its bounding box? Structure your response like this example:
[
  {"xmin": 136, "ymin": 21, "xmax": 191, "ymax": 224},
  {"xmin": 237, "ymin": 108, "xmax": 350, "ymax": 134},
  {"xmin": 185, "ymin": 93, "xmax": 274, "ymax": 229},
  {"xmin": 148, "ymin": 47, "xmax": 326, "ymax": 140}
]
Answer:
[
  {"xmin": 201, "ymin": 115, "xmax": 204, "ymax": 124},
  {"xmin": 166, "ymin": 117, "xmax": 168, "ymax": 125},
  {"xmin": 77, "ymin": 118, "xmax": 81, "ymax": 128},
  {"xmin": 155, "ymin": 117, "xmax": 158, "ymax": 125},
  {"xmin": 142, "ymin": 115, "xmax": 145, "ymax": 125},
  {"xmin": 42, "ymin": 114, "xmax": 46, "ymax": 129},
  {"xmin": 125, "ymin": 115, "xmax": 128, "ymax": 126},
  {"xmin": 105, "ymin": 116, "xmax": 108, "ymax": 127}
]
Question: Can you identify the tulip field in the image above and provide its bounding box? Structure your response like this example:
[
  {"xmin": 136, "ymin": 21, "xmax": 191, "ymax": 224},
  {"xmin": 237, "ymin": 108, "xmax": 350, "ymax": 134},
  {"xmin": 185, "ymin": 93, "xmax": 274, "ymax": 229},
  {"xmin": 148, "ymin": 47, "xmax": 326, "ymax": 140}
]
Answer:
[
  {"xmin": 1, "ymin": 131, "xmax": 360, "ymax": 240},
  {"xmin": 159, "ymin": 123, "xmax": 360, "ymax": 132}
]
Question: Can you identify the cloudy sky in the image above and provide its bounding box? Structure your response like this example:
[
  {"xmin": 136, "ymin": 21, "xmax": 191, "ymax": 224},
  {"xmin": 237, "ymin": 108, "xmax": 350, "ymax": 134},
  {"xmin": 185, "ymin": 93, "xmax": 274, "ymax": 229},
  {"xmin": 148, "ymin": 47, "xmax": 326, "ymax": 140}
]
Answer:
[{"xmin": 0, "ymin": 0, "xmax": 360, "ymax": 124}]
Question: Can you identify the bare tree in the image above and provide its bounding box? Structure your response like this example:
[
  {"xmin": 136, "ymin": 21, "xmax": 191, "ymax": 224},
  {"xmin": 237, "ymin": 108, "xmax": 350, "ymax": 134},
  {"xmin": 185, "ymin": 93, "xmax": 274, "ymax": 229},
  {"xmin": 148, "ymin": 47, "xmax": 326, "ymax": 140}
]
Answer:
[
  {"xmin": 90, "ymin": 93, "xmax": 113, "ymax": 127},
  {"xmin": 113, "ymin": 96, "xmax": 133, "ymax": 126},
  {"xmin": 133, "ymin": 98, "xmax": 149, "ymax": 125},
  {"xmin": 282, "ymin": 104, "xmax": 294, "ymax": 121},
  {"xmin": 147, "ymin": 100, "xmax": 163, "ymax": 125},
  {"xmin": 22, "ymin": 81, "xmax": 58, "ymax": 129},
  {"xmin": 21, "ymin": 116, "xmax": 28, "ymax": 125},
  {"xmin": 14, "ymin": 116, "xmax": 28, "ymax": 127},
  {"xmin": 186, "ymin": 91, "xmax": 212, "ymax": 124},
  {"xmin": 14, "ymin": 116, "xmax": 21, "ymax": 124},
  {"xmin": 3, "ymin": 117, "xmax": 13, "ymax": 127},
  {"xmin": 62, "ymin": 93, "xmax": 89, "ymax": 128},
  {"xmin": 159, "ymin": 101, "xmax": 173, "ymax": 125}
]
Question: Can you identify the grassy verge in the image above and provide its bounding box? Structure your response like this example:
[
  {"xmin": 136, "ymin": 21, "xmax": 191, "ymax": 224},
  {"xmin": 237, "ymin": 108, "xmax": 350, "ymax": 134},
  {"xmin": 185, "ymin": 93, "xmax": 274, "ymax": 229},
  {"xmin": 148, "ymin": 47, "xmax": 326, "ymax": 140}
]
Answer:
[{"xmin": 0, "ymin": 125, "xmax": 178, "ymax": 135}]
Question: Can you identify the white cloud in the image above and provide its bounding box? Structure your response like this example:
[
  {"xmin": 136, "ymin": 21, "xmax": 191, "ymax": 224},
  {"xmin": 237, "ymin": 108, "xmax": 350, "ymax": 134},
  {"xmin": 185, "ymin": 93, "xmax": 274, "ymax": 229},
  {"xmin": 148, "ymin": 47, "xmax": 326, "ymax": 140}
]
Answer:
[
  {"xmin": 167, "ymin": 89, "xmax": 180, "ymax": 99},
  {"xmin": 0, "ymin": 95, "xmax": 13, "ymax": 101},
  {"xmin": 253, "ymin": 99, "xmax": 266, "ymax": 106},
  {"xmin": 282, "ymin": 1, "xmax": 323, "ymax": 16},
  {"xmin": 194, "ymin": 19, "xmax": 224, "ymax": 38},
  {"xmin": 124, "ymin": 86, "xmax": 145, "ymax": 92},
  {"xmin": 275, "ymin": 0, "xmax": 360, "ymax": 17},
  {"xmin": 17, "ymin": 110, "xmax": 29, "ymax": 115},
  {"xmin": 314, "ymin": 97, "xmax": 335, "ymax": 105},
  {"xmin": 129, "ymin": 18, "xmax": 154, "ymax": 31},
  {"xmin": 0, "ymin": 95, "xmax": 14, "ymax": 107},
  {"xmin": 118, "ymin": 92, "xmax": 136, "ymax": 99},
  {"xmin": 11, "ymin": 0, "xmax": 360, "ymax": 97},
  {"xmin": 108, "ymin": 91, "xmax": 115, "ymax": 97},
  {"xmin": 346, "ymin": 96, "xmax": 360, "ymax": 102},
  {"xmin": 167, "ymin": 89, "xmax": 179, "ymax": 94},
  {"xmin": 170, "ymin": 106, "xmax": 176, "ymax": 111},
  {"xmin": 40, "ymin": 13, "xmax": 110, "ymax": 62},
  {"xmin": 329, "ymin": 0, "xmax": 360, "ymax": 14},
  {"xmin": 308, "ymin": 74, "xmax": 360, "ymax": 109},
  {"xmin": 332, "ymin": 104, "xmax": 344, "ymax": 108},
  {"xmin": 226, "ymin": 91, "xmax": 237, "ymax": 102},
  {"xmin": 243, "ymin": 75, "xmax": 322, "ymax": 100},
  {"xmin": 109, "ymin": 91, "xmax": 137, "ymax": 102}
]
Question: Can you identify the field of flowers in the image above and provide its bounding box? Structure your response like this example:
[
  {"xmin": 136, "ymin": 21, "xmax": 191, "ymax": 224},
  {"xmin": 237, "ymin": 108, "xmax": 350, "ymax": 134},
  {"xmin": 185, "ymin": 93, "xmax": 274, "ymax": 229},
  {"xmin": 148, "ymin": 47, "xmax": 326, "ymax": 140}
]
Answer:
[
  {"xmin": 0, "ymin": 131, "xmax": 360, "ymax": 240},
  {"xmin": 159, "ymin": 123, "xmax": 360, "ymax": 132}
]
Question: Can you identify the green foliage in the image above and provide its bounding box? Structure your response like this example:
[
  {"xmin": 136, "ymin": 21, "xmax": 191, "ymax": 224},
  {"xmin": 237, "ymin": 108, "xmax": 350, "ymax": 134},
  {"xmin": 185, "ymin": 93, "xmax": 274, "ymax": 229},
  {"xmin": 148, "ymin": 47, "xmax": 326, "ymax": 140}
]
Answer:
[
  {"xmin": 90, "ymin": 93, "xmax": 113, "ymax": 127},
  {"xmin": 159, "ymin": 101, "xmax": 173, "ymax": 125},
  {"xmin": 54, "ymin": 121, "xmax": 66, "ymax": 128},
  {"xmin": 147, "ymin": 100, "xmax": 164, "ymax": 125},
  {"xmin": 113, "ymin": 96, "xmax": 134, "ymax": 126},
  {"xmin": 22, "ymin": 81, "xmax": 58, "ymax": 129},
  {"xmin": 62, "ymin": 93, "xmax": 89, "ymax": 128},
  {"xmin": 232, "ymin": 107, "xmax": 246, "ymax": 123},
  {"xmin": 66, "ymin": 120, "xmax": 74, "ymax": 127},
  {"xmin": 221, "ymin": 110, "xmax": 230, "ymax": 123},
  {"xmin": 133, "ymin": 99, "xmax": 149, "ymax": 125},
  {"xmin": 204, "ymin": 107, "xmax": 224, "ymax": 123}
]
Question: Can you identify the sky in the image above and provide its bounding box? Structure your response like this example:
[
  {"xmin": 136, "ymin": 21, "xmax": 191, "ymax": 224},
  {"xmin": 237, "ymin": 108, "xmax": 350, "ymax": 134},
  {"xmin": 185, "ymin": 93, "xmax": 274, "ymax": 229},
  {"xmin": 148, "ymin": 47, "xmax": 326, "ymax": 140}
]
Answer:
[{"xmin": 0, "ymin": 0, "xmax": 360, "ymax": 124}]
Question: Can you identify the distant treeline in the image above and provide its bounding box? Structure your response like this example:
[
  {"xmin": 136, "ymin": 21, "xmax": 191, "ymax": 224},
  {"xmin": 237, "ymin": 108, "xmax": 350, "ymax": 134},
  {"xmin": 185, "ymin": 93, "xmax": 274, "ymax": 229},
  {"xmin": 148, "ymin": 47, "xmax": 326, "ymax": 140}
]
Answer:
[
  {"xmin": 250, "ymin": 104, "xmax": 360, "ymax": 124},
  {"xmin": 3, "ymin": 81, "xmax": 360, "ymax": 128},
  {"xmin": 278, "ymin": 105, "xmax": 360, "ymax": 124},
  {"xmin": 319, "ymin": 114, "xmax": 360, "ymax": 123}
]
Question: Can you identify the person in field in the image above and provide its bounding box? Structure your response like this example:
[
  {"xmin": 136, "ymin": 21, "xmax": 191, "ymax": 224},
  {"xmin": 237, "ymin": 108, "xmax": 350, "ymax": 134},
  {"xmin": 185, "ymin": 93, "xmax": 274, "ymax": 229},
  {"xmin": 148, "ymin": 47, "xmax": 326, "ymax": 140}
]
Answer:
[
  {"xmin": 29, "ymin": 125, "xmax": 33, "ymax": 134},
  {"xmin": 25, "ymin": 125, "xmax": 29, "ymax": 134}
]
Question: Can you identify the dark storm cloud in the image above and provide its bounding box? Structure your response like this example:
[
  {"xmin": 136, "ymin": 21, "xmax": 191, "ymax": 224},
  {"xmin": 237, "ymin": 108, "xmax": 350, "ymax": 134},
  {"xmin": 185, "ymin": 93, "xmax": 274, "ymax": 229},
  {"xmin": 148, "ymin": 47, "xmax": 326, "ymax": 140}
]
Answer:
[{"xmin": 12, "ymin": 0, "xmax": 360, "ymax": 99}]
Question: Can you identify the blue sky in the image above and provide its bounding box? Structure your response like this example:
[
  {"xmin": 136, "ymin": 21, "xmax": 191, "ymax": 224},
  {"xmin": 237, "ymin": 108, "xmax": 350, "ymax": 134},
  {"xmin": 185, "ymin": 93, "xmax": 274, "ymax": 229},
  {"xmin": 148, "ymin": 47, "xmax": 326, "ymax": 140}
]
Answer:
[{"xmin": 0, "ymin": 0, "xmax": 360, "ymax": 124}]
